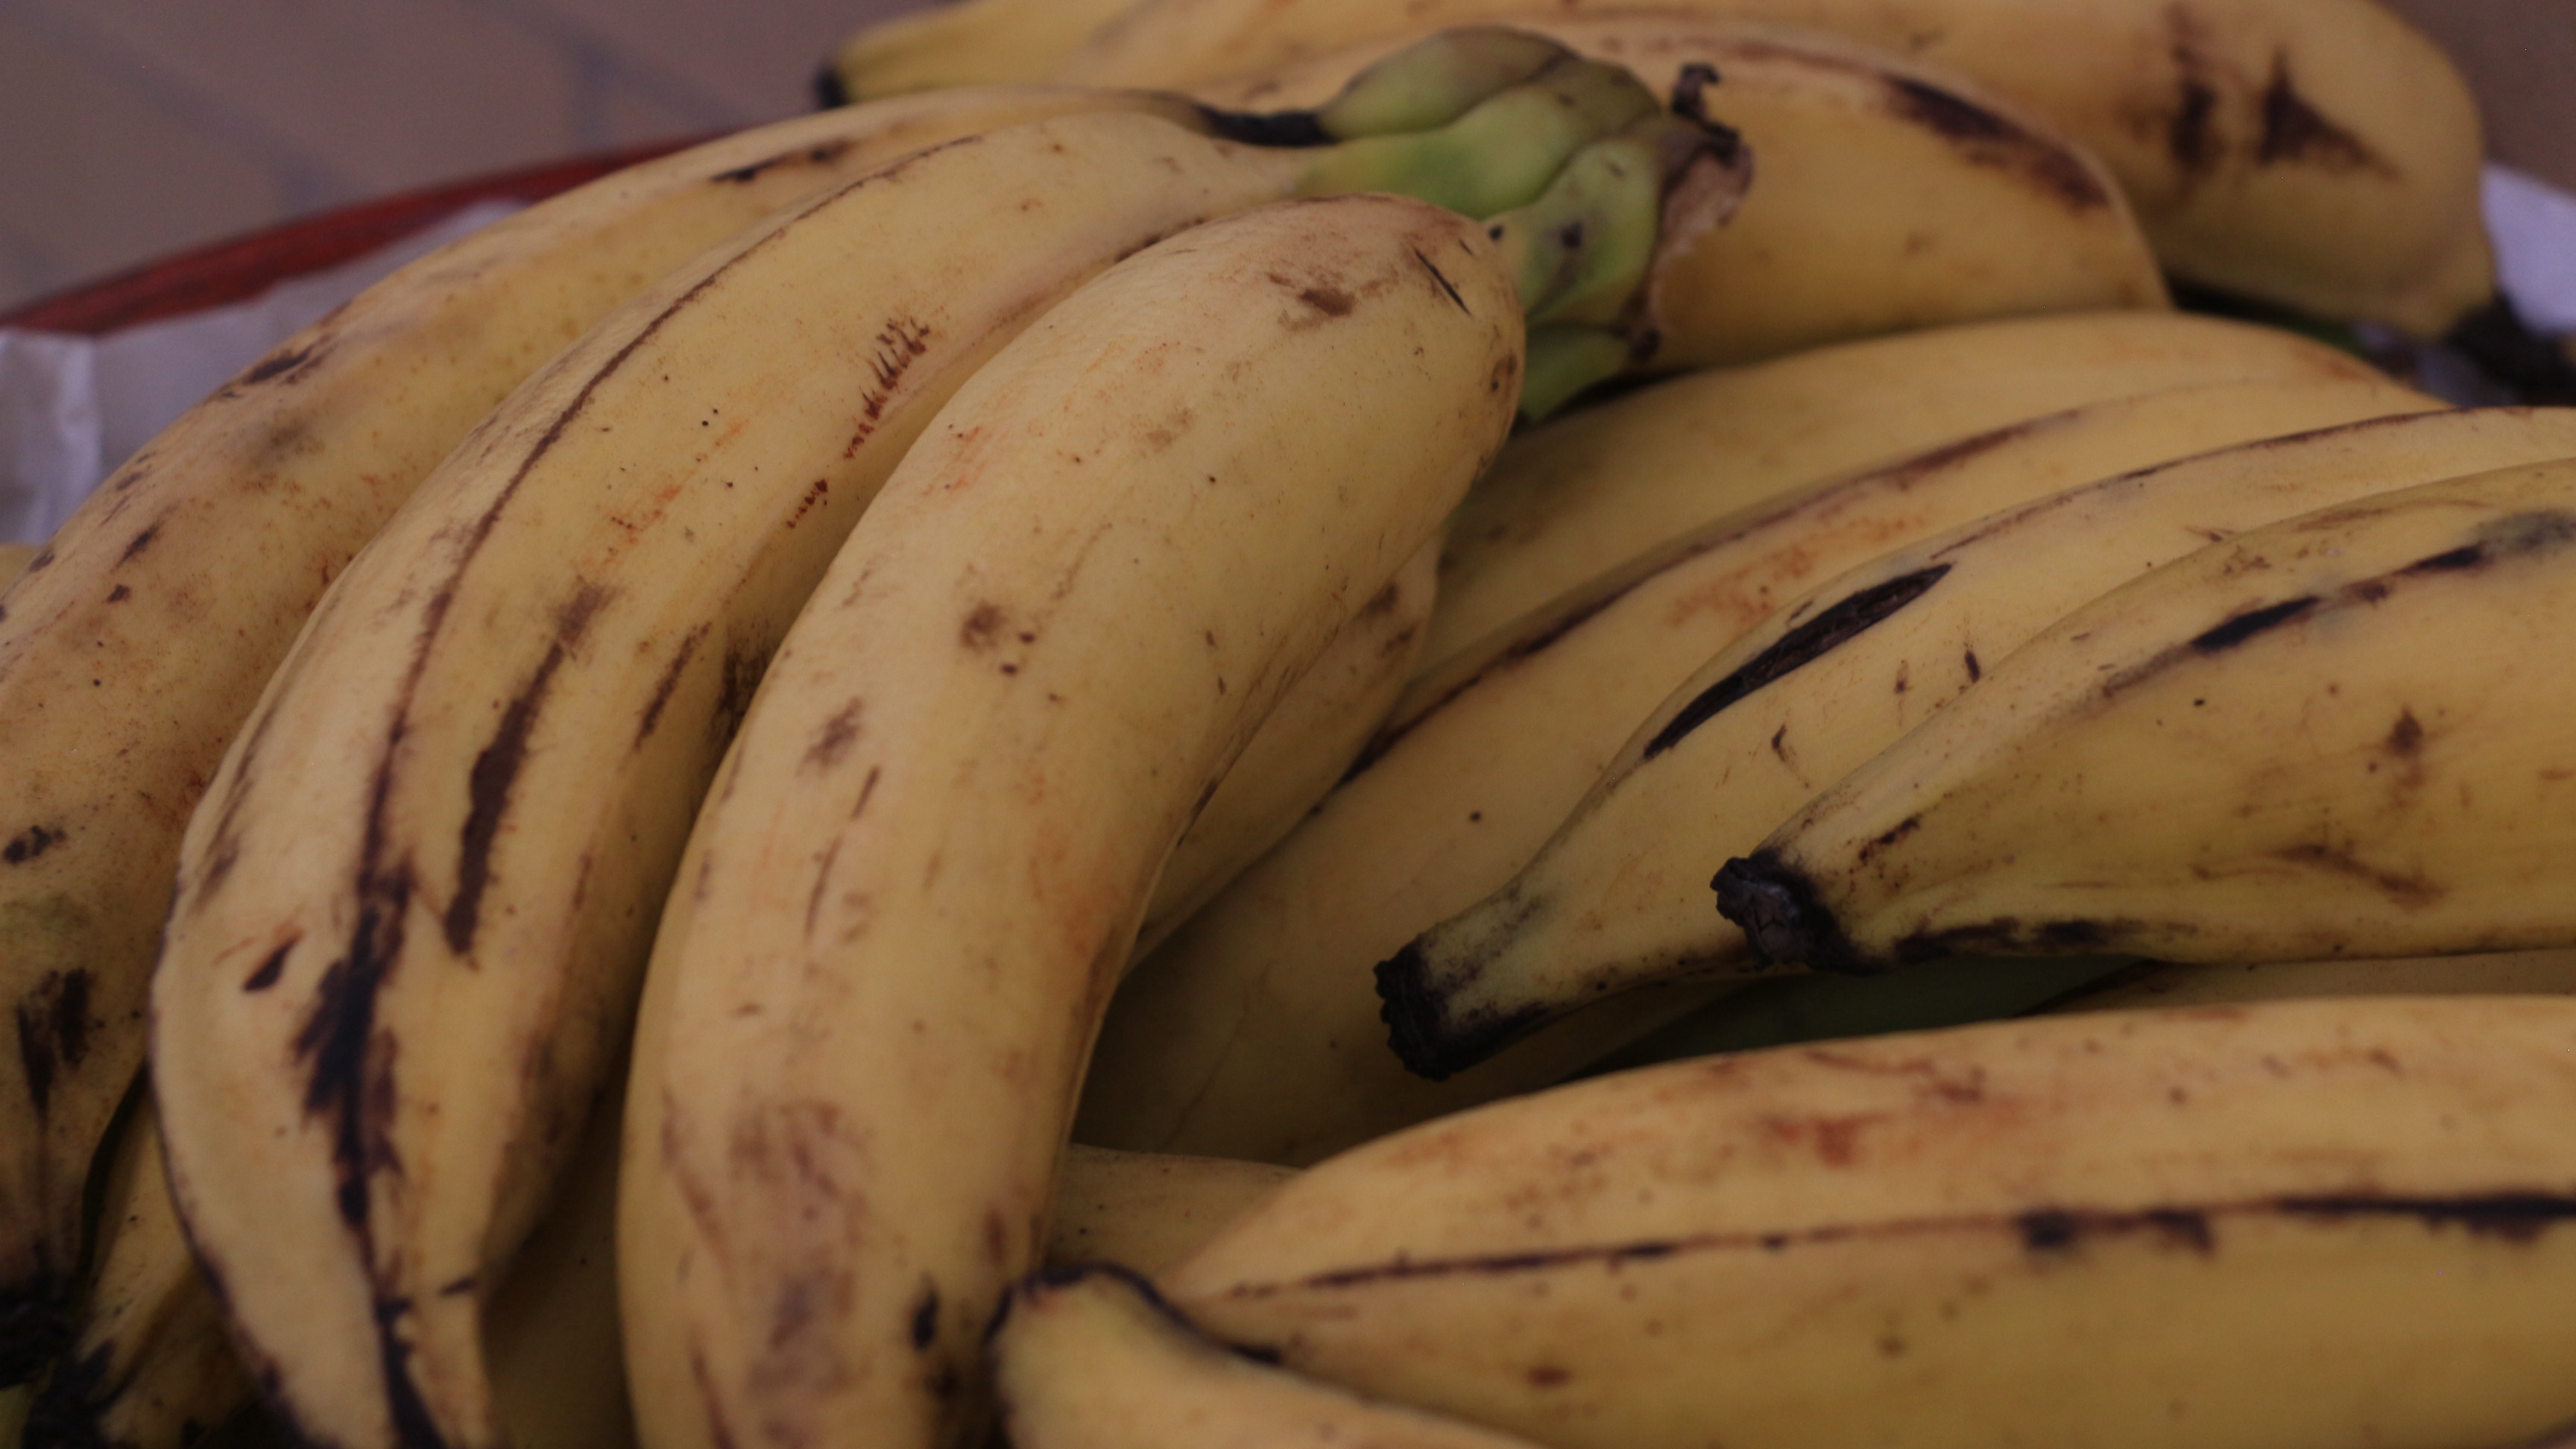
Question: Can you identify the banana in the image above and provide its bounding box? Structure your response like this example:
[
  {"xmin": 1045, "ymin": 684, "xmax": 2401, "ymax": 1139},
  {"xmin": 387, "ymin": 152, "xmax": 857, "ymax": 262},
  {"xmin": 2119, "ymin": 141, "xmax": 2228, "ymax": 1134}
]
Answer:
[
  {"xmin": 1159, "ymin": 997, "xmax": 2576, "ymax": 1449},
  {"xmin": 28, "ymin": 1124, "xmax": 1285, "ymax": 1449},
  {"xmin": 2048, "ymin": 947, "xmax": 2576, "ymax": 1013},
  {"xmin": 0, "ymin": 80, "xmax": 1210, "ymax": 1381},
  {"xmin": 991, "ymin": 1263, "xmax": 1551, "ymax": 1449},
  {"xmin": 1056, "ymin": 0, "xmax": 2493, "ymax": 334},
  {"xmin": 25, "ymin": 1093, "xmax": 247, "ymax": 1449},
  {"xmin": 147, "ymin": 55, "xmax": 1649, "ymax": 1449},
  {"xmin": 0, "ymin": 544, "xmax": 34, "ymax": 589},
  {"xmin": 829, "ymin": 0, "xmax": 1143, "ymax": 101},
  {"xmin": 616, "ymin": 192, "xmax": 1526, "ymax": 1449},
  {"xmin": 1138, "ymin": 532, "xmax": 1440, "ymax": 957},
  {"xmin": 31, "ymin": 1052, "xmax": 633, "ymax": 1449},
  {"xmin": 1047, "ymin": 1149, "xmax": 1298, "ymax": 1276},
  {"xmin": 1202, "ymin": 14, "xmax": 2170, "ymax": 372},
  {"xmin": 1428, "ymin": 310, "xmax": 2391, "ymax": 674},
  {"xmin": 1389, "ymin": 406, "xmax": 2576, "ymax": 1076},
  {"xmin": 1717, "ymin": 455, "xmax": 2576, "ymax": 970},
  {"xmin": 1074, "ymin": 370, "xmax": 2435, "ymax": 1166}
]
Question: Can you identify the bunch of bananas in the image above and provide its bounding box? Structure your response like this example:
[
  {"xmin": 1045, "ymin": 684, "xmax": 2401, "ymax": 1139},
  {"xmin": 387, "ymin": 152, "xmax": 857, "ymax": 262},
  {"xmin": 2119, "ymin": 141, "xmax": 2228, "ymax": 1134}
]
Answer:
[{"xmin": 3, "ymin": 3, "xmax": 2574, "ymax": 1449}]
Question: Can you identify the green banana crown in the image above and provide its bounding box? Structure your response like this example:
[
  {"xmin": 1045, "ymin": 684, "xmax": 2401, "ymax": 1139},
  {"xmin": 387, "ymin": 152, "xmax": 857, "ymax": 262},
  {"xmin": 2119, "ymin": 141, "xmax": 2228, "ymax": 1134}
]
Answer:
[{"xmin": 1196, "ymin": 30, "xmax": 1752, "ymax": 418}]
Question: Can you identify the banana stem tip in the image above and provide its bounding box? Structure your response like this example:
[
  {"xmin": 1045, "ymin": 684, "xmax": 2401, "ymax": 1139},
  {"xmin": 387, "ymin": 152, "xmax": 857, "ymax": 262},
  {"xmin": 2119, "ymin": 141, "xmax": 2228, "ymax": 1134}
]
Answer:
[
  {"xmin": 1711, "ymin": 855, "xmax": 1854, "ymax": 971},
  {"xmin": 1374, "ymin": 944, "xmax": 1545, "ymax": 1081}
]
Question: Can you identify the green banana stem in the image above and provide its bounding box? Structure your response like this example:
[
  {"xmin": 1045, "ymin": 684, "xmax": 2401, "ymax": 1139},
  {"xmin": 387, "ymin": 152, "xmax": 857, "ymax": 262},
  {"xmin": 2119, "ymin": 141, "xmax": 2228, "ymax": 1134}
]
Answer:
[
  {"xmin": 1289, "ymin": 51, "xmax": 1662, "ymax": 221},
  {"xmin": 1485, "ymin": 82, "xmax": 1753, "ymax": 417},
  {"xmin": 1199, "ymin": 32, "xmax": 1752, "ymax": 417},
  {"xmin": 1518, "ymin": 327, "xmax": 1635, "ymax": 423},
  {"xmin": 1310, "ymin": 25, "xmax": 1570, "ymax": 139}
]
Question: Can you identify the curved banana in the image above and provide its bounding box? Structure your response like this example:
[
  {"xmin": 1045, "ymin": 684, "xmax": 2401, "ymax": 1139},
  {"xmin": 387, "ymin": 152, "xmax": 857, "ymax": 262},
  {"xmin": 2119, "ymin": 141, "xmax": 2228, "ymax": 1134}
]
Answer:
[
  {"xmin": 0, "ymin": 81, "xmax": 1202, "ymax": 1381},
  {"xmin": 1139, "ymin": 532, "xmax": 1440, "ymax": 957},
  {"xmin": 1161, "ymin": 997, "xmax": 2576, "ymax": 1449},
  {"xmin": 2048, "ymin": 947, "xmax": 2576, "ymax": 1014},
  {"xmin": 147, "ymin": 88, "xmax": 1585, "ymax": 1449},
  {"xmin": 1074, "ymin": 371, "xmax": 2434, "ymax": 1165},
  {"xmin": 1048, "ymin": 1149, "xmax": 1298, "ymax": 1276},
  {"xmin": 1202, "ymin": 14, "xmax": 2168, "ymax": 372},
  {"xmin": 1719, "ymin": 455, "xmax": 2576, "ymax": 970},
  {"xmin": 1389, "ymin": 406, "xmax": 2576, "ymax": 1076},
  {"xmin": 992, "ymin": 1264, "xmax": 1551, "ymax": 1449},
  {"xmin": 1427, "ymin": 310, "xmax": 2390, "ymax": 674},
  {"xmin": 616, "ymin": 192, "xmax": 1523, "ymax": 1449},
  {"xmin": 25, "ymin": 1125, "xmax": 1287, "ymax": 1449},
  {"xmin": 1057, "ymin": 0, "xmax": 2493, "ymax": 333},
  {"xmin": 829, "ymin": 0, "xmax": 1143, "ymax": 100},
  {"xmin": 0, "ymin": 544, "xmax": 34, "ymax": 589},
  {"xmin": 25, "ymin": 1095, "xmax": 247, "ymax": 1449}
]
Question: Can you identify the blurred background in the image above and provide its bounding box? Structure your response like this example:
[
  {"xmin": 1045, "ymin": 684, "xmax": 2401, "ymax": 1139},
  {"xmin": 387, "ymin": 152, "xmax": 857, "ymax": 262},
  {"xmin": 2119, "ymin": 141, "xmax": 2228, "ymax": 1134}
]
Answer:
[
  {"xmin": 0, "ymin": 0, "xmax": 915, "ymax": 314},
  {"xmin": 0, "ymin": 0, "xmax": 2569, "ymax": 318}
]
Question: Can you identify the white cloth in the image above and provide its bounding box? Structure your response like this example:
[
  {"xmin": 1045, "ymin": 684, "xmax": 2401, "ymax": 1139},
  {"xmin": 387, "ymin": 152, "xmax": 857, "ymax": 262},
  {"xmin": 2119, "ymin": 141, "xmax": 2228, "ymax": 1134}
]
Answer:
[
  {"xmin": 2486, "ymin": 164, "xmax": 2576, "ymax": 335},
  {"xmin": 0, "ymin": 201, "xmax": 520, "ymax": 544}
]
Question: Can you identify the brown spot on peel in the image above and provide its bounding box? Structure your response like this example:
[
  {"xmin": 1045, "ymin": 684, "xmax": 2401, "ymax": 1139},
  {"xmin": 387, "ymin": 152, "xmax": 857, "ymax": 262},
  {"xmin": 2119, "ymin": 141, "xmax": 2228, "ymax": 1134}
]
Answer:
[
  {"xmin": 12, "ymin": 969, "xmax": 92, "ymax": 1117},
  {"xmin": 1298, "ymin": 286, "xmax": 1354, "ymax": 317},
  {"xmin": 241, "ymin": 341, "xmax": 323, "ymax": 385},
  {"xmin": 635, "ymin": 625, "xmax": 710, "ymax": 749},
  {"xmin": 2255, "ymin": 55, "xmax": 2383, "ymax": 171},
  {"xmin": 2, "ymin": 825, "xmax": 63, "ymax": 865},
  {"xmin": 805, "ymin": 702, "xmax": 863, "ymax": 771},
  {"xmin": 445, "ymin": 583, "xmax": 613, "ymax": 956},
  {"xmin": 1882, "ymin": 78, "xmax": 2110, "ymax": 209}
]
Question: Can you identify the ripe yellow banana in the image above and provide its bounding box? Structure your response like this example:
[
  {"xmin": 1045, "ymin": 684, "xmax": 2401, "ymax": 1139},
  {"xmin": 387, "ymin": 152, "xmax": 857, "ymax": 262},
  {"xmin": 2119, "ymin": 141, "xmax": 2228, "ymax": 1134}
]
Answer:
[
  {"xmin": 2050, "ymin": 947, "xmax": 2576, "ymax": 1014},
  {"xmin": 26, "ymin": 1094, "xmax": 247, "ymax": 1449},
  {"xmin": 1076, "ymin": 370, "xmax": 2434, "ymax": 1166},
  {"xmin": 31, "ymin": 1123, "xmax": 1287, "ymax": 1449},
  {"xmin": 147, "ymin": 78, "xmax": 1607, "ymax": 1449},
  {"xmin": 1138, "ymin": 532, "xmax": 1440, "ymax": 958},
  {"xmin": 992, "ymin": 1264, "xmax": 1552, "ymax": 1449},
  {"xmin": 1047, "ymin": 1148, "xmax": 1298, "ymax": 1276},
  {"xmin": 1058, "ymin": 0, "xmax": 2493, "ymax": 333},
  {"xmin": 0, "ymin": 543, "xmax": 34, "ymax": 588},
  {"xmin": 830, "ymin": 0, "xmax": 1143, "ymax": 100},
  {"xmin": 1428, "ymin": 309, "xmax": 2390, "ymax": 674},
  {"xmin": 0, "ymin": 82, "xmax": 1199, "ymax": 1381},
  {"xmin": 617, "ymin": 192, "xmax": 1524, "ymax": 1449},
  {"xmin": 1161, "ymin": 997, "xmax": 2576, "ymax": 1449},
  {"xmin": 1202, "ymin": 14, "xmax": 2170, "ymax": 372},
  {"xmin": 1389, "ymin": 406, "xmax": 2576, "ymax": 1076},
  {"xmin": 31, "ymin": 1058, "xmax": 635, "ymax": 1449},
  {"xmin": 1719, "ymin": 455, "xmax": 2576, "ymax": 969}
]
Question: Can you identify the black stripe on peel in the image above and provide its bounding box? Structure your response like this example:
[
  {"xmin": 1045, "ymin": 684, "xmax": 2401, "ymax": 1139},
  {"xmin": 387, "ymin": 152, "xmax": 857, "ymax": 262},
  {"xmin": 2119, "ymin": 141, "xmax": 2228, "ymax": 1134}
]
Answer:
[{"xmin": 1644, "ymin": 566, "xmax": 1950, "ymax": 760}]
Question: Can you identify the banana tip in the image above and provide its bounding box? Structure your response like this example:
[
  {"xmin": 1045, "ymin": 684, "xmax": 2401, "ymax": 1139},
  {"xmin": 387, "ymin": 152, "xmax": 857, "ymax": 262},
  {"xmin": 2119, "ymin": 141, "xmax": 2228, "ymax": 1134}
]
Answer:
[
  {"xmin": 1375, "ymin": 944, "xmax": 1547, "ymax": 1081},
  {"xmin": 812, "ymin": 63, "xmax": 851, "ymax": 111},
  {"xmin": 1711, "ymin": 854, "xmax": 1854, "ymax": 971}
]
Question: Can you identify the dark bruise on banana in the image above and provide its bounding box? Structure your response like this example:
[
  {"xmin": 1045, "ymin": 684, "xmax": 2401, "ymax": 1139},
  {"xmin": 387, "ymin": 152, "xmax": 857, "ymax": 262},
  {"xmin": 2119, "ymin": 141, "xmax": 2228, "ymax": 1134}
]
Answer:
[{"xmin": 2149, "ymin": 7, "xmax": 2388, "ymax": 183}]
